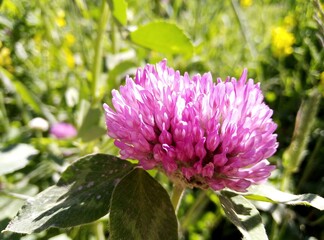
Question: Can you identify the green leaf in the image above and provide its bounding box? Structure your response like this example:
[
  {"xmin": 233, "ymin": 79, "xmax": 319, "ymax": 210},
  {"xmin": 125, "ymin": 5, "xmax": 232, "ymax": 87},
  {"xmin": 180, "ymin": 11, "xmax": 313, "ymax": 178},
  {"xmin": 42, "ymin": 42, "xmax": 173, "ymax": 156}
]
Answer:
[
  {"xmin": 0, "ymin": 144, "xmax": 39, "ymax": 175},
  {"xmin": 242, "ymin": 185, "xmax": 324, "ymax": 211},
  {"xmin": 130, "ymin": 21, "xmax": 194, "ymax": 57},
  {"xmin": 0, "ymin": 67, "xmax": 56, "ymax": 122},
  {"xmin": 0, "ymin": 219, "xmax": 21, "ymax": 240},
  {"xmin": 110, "ymin": 168, "xmax": 178, "ymax": 240},
  {"xmin": 218, "ymin": 191, "xmax": 268, "ymax": 240},
  {"xmin": 0, "ymin": 184, "xmax": 39, "ymax": 221},
  {"xmin": 75, "ymin": 99, "xmax": 90, "ymax": 128},
  {"xmin": 13, "ymin": 81, "xmax": 42, "ymax": 114},
  {"xmin": 77, "ymin": 108, "xmax": 106, "ymax": 142},
  {"xmin": 3, "ymin": 154, "xmax": 135, "ymax": 234},
  {"xmin": 107, "ymin": 0, "xmax": 128, "ymax": 26},
  {"xmin": 107, "ymin": 60, "xmax": 137, "ymax": 88}
]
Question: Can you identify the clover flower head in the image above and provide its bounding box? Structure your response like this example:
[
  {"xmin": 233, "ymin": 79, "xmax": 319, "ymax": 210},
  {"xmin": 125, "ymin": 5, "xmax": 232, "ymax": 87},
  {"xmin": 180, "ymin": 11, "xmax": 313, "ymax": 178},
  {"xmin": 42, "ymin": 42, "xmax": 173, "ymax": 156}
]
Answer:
[
  {"xmin": 104, "ymin": 60, "xmax": 278, "ymax": 192},
  {"xmin": 50, "ymin": 122, "xmax": 77, "ymax": 139},
  {"xmin": 28, "ymin": 117, "xmax": 49, "ymax": 132}
]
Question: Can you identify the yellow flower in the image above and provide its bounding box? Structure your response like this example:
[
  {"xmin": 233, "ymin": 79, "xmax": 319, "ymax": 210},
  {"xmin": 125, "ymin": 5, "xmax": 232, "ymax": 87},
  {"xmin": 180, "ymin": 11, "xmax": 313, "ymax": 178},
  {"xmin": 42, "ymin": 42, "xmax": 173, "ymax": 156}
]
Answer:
[
  {"xmin": 63, "ymin": 48, "xmax": 75, "ymax": 69},
  {"xmin": 240, "ymin": 0, "xmax": 252, "ymax": 8},
  {"xmin": 33, "ymin": 34, "xmax": 42, "ymax": 44},
  {"xmin": 284, "ymin": 13, "xmax": 295, "ymax": 29},
  {"xmin": 0, "ymin": 0, "xmax": 19, "ymax": 17},
  {"xmin": 55, "ymin": 9, "xmax": 66, "ymax": 27},
  {"xmin": 320, "ymin": 72, "xmax": 324, "ymax": 85},
  {"xmin": 1, "ymin": 47, "xmax": 10, "ymax": 57},
  {"xmin": 320, "ymin": 72, "xmax": 324, "ymax": 95},
  {"xmin": 271, "ymin": 27, "xmax": 295, "ymax": 57},
  {"xmin": 0, "ymin": 46, "xmax": 14, "ymax": 71},
  {"xmin": 55, "ymin": 18, "xmax": 66, "ymax": 27},
  {"xmin": 0, "ymin": 47, "xmax": 11, "ymax": 65},
  {"xmin": 33, "ymin": 34, "xmax": 43, "ymax": 47},
  {"xmin": 64, "ymin": 33, "xmax": 76, "ymax": 47}
]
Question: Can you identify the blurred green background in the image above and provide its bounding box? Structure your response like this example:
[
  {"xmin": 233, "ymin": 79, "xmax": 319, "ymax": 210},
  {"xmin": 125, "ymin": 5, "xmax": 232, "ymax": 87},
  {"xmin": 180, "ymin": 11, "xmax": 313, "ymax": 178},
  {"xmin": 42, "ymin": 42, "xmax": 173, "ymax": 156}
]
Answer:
[{"xmin": 0, "ymin": 0, "xmax": 323, "ymax": 239}]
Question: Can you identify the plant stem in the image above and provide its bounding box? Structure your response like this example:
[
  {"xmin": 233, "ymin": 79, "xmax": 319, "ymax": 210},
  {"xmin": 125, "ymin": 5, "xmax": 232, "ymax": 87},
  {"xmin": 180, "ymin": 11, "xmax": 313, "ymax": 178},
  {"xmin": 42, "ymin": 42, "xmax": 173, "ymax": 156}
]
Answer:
[
  {"xmin": 281, "ymin": 88, "xmax": 321, "ymax": 191},
  {"xmin": 230, "ymin": 0, "xmax": 265, "ymax": 82},
  {"xmin": 171, "ymin": 184, "xmax": 185, "ymax": 214},
  {"xmin": 110, "ymin": 18, "xmax": 116, "ymax": 54},
  {"xmin": 69, "ymin": 226, "xmax": 80, "ymax": 239},
  {"xmin": 0, "ymin": 90, "xmax": 10, "ymax": 133},
  {"xmin": 297, "ymin": 135, "xmax": 323, "ymax": 191},
  {"xmin": 180, "ymin": 190, "xmax": 208, "ymax": 231},
  {"xmin": 92, "ymin": 0, "xmax": 109, "ymax": 103},
  {"xmin": 309, "ymin": 214, "xmax": 324, "ymax": 226},
  {"xmin": 313, "ymin": 0, "xmax": 324, "ymax": 20},
  {"xmin": 93, "ymin": 222, "xmax": 105, "ymax": 240},
  {"xmin": 280, "ymin": 170, "xmax": 292, "ymax": 192},
  {"xmin": 0, "ymin": 190, "xmax": 31, "ymax": 200},
  {"xmin": 230, "ymin": 0, "xmax": 257, "ymax": 59}
]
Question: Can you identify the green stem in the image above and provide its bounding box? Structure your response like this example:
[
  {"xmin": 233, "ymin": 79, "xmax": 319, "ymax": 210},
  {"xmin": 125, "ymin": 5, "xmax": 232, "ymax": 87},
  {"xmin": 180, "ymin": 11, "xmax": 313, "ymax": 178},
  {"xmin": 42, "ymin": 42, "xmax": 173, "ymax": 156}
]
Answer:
[
  {"xmin": 93, "ymin": 221, "xmax": 105, "ymax": 240},
  {"xmin": 92, "ymin": 0, "xmax": 109, "ymax": 102},
  {"xmin": 16, "ymin": 91, "xmax": 30, "ymax": 126},
  {"xmin": 297, "ymin": 135, "xmax": 323, "ymax": 191},
  {"xmin": 230, "ymin": 0, "xmax": 257, "ymax": 59},
  {"xmin": 180, "ymin": 190, "xmax": 208, "ymax": 231},
  {"xmin": 313, "ymin": 0, "xmax": 324, "ymax": 20},
  {"xmin": 277, "ymin": 218, "xmax": 289, "ymax": 240},
  {"xmin": 35, "ymin": 130, "xmax": 43, "ymax": 139},
  {"xmin": 0, "ymin": 190, "xmax": 31, "ymax": 200},
  {"xmin": 110, "ymin": 17, "xmax": 116, "ymax": 54},
  {"xmin": 69, "ymin": 226, "xmax": 80, "ymax": 239},
  {"xmin": 280, "ymin": 170, "xmax": 292, "ymax": 192},
  {"xmin": 171, "ymin": 184, "xmax": 185, "ymax": 214},
  {"xmin": 269, "ymin": 217, "xmax": 279, "ymax": 240},
  {"xmin": 0, "ymin": 90, "xmax": 10, "ymax": 133},
  {"xmin": 281, "ymin": 88, "xmax": 321, "ymax": 191},
  {"xmin": 230, "ymin": 0, "xmax": 265, "ymax": 82},
  {"xmin": 309, "ymin": 214, "xmax": 324, "ymax": 226}
]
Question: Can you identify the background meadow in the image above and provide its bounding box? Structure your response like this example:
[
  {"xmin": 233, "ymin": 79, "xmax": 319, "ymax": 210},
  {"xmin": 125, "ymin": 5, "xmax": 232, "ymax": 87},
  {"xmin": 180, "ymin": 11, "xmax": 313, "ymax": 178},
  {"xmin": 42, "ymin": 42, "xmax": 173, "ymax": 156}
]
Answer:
[{"xmin": 0, "ymin": 0, "xmax": 323, "ymax": 239}]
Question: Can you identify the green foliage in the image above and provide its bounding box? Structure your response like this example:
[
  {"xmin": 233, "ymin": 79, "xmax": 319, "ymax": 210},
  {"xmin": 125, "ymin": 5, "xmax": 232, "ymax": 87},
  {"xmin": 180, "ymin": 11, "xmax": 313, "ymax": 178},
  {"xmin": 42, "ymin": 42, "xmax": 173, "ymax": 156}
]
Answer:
[
  {"xmin": 3, "ymin": 154, "xmax": 135, "ymax": 234},
  {"xmin": 130, "ymin": 21, "xmax": 194, "ymax": 58},
  {"xmin": 2, "ymin": 155, "xmax": 179, "ymax": 239},
  {"xmin": 110, "ymin": 169, "xmax": 178, "ymax": 240},
  {"xmin": 107, "ymin": 0, "xmax": 128, "ymax": 26},
  {"xmin": 0, "ymin": 144, "xmax": 38, "ymax": 175},
  {"xmin": 77, "ymin": 108, "xmax": 106, "ymax": 142},
  {"xmin": 282, "ymin": 89, "xmax": 321, "ymax": 174},
  {"xmin": 242, "ymin": 185, "xmax": 324, "ymax": 210},
  {"xmin": 218, "ymin": 191, "xmax": 268, "ymax": 240}
]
